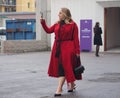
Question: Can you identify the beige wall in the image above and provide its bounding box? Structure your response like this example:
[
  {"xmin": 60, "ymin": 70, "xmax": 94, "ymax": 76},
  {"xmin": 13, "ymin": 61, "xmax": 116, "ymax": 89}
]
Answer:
[
  {"xmin": 16, "ymin": 0, "xmax": 35, "ymax": 12},
  {"xmin": 0, "ymin": 6, "xmax": 5, "ymax": 12},
  {"xmin": 16, "ymin": 0, "xmax": 22, "ymax": 12}
]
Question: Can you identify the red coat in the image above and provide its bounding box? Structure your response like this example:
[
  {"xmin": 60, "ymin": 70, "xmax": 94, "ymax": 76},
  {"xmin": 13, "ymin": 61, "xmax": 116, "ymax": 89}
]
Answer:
[{"xmin": 41, "ymin": 20, "xmax": 82, "ymax": 83}]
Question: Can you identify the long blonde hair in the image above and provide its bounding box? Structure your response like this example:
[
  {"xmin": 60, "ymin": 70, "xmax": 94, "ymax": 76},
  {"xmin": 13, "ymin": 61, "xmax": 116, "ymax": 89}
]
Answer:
[{"xmin": 57, "ymin": 8, "xmax": 73, "ymax": 24}]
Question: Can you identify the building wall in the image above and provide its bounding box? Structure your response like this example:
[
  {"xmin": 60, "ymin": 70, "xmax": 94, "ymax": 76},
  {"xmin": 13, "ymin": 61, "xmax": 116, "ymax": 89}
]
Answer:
[
  {"xmin": 16, "ymin": 0, "xmax": 35, "ymax": 12},
  {"xmin": 0, "ymin": 6, "xmax": 4, "ymax": 12},
  {"xmin": 1, "ymin": 40, "xmax": 48, "ymax": 53},
  {"xmin": 36, "ymin": 0, "xmax": 120, "ymax": 51},
  {"xmin": 51, "ymin": 0, "xmax": 104, "ymax": 52},
  {"xmin": 16, "ymin": 0, "xmax": 22, "ymax": 12},
  {"xmin": 46, "ymin": 0, "xmax": 51, "ymax": 48},
  {"xmin": 36, "ymin": 0, "xmax": 51, "ymax": 48},
  {"xmin": 0, "ymin": 0, "xmax": 35, "ymax": 12}
]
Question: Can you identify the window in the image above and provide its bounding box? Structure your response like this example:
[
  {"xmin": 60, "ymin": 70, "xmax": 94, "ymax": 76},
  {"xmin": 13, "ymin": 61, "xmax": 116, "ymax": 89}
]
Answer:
[
  {"xmin": 5, "ymin": 7, "xmax": 9, "ymax": 12},
  {"xmin": 5, "ymin": 7, "xmax": 16, "ymax": 12},
  {"xmin": 28, "ymin": 2, "xmax": 30, "ymax": 8},
  {"xmin": 3, "ymin": 0, "xmax": 16, "ymax": 5}
]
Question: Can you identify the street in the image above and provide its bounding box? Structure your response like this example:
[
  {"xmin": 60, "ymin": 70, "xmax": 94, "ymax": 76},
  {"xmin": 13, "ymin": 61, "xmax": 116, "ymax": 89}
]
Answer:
[{"xmin": 0, "ymin": 52, "xmax": 120, "ymax": 98}]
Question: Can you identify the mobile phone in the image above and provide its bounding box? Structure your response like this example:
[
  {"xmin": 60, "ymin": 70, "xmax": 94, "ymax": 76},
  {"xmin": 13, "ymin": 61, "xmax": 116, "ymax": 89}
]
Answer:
[{"xmin": 40, "ymin": 11, "xmax": 43, "ymax": 18}]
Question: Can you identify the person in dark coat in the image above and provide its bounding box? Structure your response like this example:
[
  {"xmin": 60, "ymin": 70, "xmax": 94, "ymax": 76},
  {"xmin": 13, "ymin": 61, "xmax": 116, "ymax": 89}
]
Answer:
[
  {"xmin": 94, "ymin": 22, "xmax": 103, "ymax": 57},
  {"xmin": 40, "ymin": 8, "xmax": 82, "ymax": 96}
]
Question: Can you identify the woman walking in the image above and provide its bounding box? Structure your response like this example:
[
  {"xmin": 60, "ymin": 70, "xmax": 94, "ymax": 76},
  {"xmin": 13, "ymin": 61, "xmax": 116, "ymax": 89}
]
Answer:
[{"xmin": 40, "ymin": 8, "xmax": 82, "ymax": 96}]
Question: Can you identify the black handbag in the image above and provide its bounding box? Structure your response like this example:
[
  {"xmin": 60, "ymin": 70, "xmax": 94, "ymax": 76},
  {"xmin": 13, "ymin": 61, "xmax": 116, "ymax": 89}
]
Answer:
[
  {"xmin": 74, "ymin": 56, "xmax": 85, "ymax": 78},
  {"xmin": 74, "ymin": 65, "xmax": 85, "ymax": 74}
]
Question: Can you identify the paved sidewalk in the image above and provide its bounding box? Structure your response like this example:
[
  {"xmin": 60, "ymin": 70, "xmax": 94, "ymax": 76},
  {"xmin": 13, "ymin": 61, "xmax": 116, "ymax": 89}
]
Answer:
[{"xmin": 0, "ymin": 52, "xmax": 120, "ymax": 98}]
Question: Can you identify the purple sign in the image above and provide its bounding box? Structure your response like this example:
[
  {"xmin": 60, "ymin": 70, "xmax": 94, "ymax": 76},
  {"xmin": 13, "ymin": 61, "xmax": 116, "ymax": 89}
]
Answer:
[{"xmin": 80, "ymin": 20, "xmax": 92, "ymax": 52}]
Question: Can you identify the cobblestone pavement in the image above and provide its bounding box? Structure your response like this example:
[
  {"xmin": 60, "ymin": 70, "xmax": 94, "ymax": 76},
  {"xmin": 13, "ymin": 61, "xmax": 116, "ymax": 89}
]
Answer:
[{"xmin": 0, "ymin": 52, "xmax": 120, "ymax": 98}]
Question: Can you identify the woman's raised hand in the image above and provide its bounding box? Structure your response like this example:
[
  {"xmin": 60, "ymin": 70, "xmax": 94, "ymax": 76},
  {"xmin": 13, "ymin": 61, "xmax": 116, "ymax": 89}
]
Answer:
[{"xmin": 40, "ymin": 18, "xmax": 45, "ymax": 23}]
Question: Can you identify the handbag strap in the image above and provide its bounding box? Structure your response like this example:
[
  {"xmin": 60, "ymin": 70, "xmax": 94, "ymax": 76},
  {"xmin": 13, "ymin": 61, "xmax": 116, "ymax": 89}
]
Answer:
[{"xmin": 76, "ymin": 56, "xmax": 81, "ymax": 66}]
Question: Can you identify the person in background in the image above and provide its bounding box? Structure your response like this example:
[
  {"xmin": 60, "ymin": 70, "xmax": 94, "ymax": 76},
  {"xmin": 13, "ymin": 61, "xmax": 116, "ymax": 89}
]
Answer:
[
  {"xmin": 40, "ymin": 8, "xmax": 82, "ymax": 97},
  {"xmin": 94, "ymin": 22, "xmax": 103, "ymax": 57}
]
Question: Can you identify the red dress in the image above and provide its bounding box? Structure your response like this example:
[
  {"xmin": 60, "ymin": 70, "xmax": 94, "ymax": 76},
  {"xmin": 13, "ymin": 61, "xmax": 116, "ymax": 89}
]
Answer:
[{"xmin": 41, "ymin": 20, "xmax": 82, "ymax": 83}]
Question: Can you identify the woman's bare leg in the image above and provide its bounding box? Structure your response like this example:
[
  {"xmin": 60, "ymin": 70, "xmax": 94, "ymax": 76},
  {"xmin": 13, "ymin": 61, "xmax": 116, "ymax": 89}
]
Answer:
[{"xmin": 55, "ymin": 77, "xmax": 65, "ymax": 94}]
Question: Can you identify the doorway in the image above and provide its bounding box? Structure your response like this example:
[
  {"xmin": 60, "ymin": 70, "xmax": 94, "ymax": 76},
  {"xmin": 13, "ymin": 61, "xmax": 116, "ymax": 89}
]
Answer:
[{"xmin": 104, "ymin": 7, "xmax": 120, "ymax": 51}]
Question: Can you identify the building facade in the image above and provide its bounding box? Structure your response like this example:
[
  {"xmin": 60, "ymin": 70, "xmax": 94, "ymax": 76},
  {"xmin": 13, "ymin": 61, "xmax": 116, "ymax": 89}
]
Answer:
[
  {"xmin": 0, "ymin": 0, "xmax": 35, "ymax": 12},
  {"xmin": 0, "ymin": 0, "xmax": 36, "ymax": 27},
  {"xmin": 36, "ymin": 0, "xmax": 120, "ymax": 52}
]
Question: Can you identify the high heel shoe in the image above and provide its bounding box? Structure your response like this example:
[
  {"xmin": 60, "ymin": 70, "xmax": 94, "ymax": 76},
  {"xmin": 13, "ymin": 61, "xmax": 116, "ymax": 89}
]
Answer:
[
  {"xmin": 67, "ymin": 83, "xmax": 76, "ymax": 92},
  {"xmin": 54, "ymin": 90, "xmax": 62, "ymax": 97},
  {"xmin": 68, "ymin": 89, "xmax": 73, "ymax": 92},
  {"xmin": 54, "ymin": 93, "xmax": 61, "ymax": 97}
]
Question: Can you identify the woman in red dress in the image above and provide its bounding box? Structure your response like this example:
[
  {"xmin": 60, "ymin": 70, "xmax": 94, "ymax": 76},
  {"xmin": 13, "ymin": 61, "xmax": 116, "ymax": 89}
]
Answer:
[{"xmin": 40, "ymin": 8, "xmax": 82, "ymax": 97}]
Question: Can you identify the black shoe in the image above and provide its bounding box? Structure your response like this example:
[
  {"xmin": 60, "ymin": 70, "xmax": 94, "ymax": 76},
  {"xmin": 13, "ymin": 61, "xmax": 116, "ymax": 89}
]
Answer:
[
  {"xmin": 54, "ymin": 93, "xmax": 61, "ymax": 97},
  {"xmin": 95, "ymin": 54, "xmax": 99, "ymax": 57},
  {"xmin": 96, "ymin": 55, "xmax": 99, "ymax": 57},
  {"xmin": 68, "ymin": 89, "xmax": 73, "ymax": 92}
]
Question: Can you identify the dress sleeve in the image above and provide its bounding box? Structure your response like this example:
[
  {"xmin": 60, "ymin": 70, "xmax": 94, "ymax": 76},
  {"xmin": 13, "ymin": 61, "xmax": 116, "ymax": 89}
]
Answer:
[
  {"xmin": 73, "ymin": 23, "xmax": 80, "ymax": 54},
  {"xmin": 40, "ymin": 19, "xmax": 55, "ymax": 34}
]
